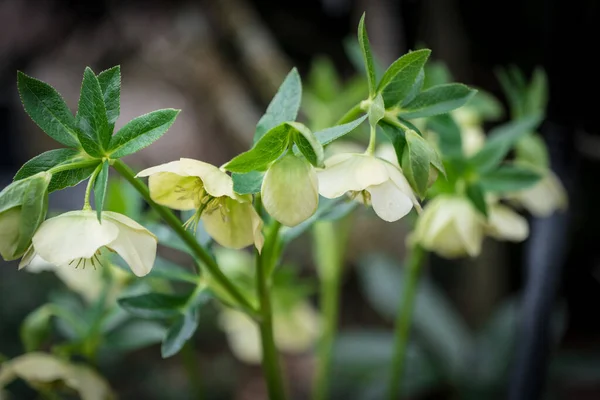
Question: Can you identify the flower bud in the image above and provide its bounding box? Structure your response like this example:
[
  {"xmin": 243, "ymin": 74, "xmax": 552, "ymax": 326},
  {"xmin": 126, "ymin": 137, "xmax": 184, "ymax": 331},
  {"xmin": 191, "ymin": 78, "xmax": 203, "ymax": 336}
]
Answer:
[
  {"xmin": 0, "ymin": 172, "xmax": 51, "ymax": 261},
  {"xmin": 414, "ymin": 195, "xmax": 484, "ymax": 258},
  {"xmin": 261, "ymin": 154, "xmax": 319, "ymax": 227}
]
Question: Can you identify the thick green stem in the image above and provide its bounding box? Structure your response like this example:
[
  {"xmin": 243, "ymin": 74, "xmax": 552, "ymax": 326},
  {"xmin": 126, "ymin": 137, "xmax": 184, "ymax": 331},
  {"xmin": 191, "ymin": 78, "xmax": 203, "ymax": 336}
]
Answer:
[
  {"xmin": 336, "ymin": 103, "xmax": 364, "ymax": 125},
  {"xmin": 365, "ymin": 124, "xmax": 377, "ymax": 155},
  {"xmin": 312, "ymin": 222, "xmax": 344, "ymax": 400},
  {"xmin": 83, "ymin": 163, "xmax": 103, "ymax": 210},
  {"xmin": 255, "ymin": 220, "xmax": 286, "ymax": 399},
  {"xmin": 182, "ymin": 342, "xmax": 203, "ymax": 400},
  {"xmin": 387, "ymin": 245, "xmax": 426, "ymax": 400},
  {"xmin": 112, "ymin": 159, "xmax": 258, "ymax": 318}
]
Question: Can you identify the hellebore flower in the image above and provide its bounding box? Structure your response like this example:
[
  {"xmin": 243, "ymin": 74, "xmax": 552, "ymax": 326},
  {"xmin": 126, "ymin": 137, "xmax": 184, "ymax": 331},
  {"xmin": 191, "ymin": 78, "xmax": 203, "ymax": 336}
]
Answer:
[
  {"xmin": 261, "ymin": 154, "xmax": 319, "ymax": 227},
  {"xmin": 413, "ymin": 195, "xmax": 484, "ymax": 258},
  {"xmin": 317, "ymin": 153, "xmax": 420, "ymax": 222},
  {"xmin": 486, "ymin": 203, "xmax": 529, "ymax": 242},
  {"xmin": 19, "ymin": 210, "xmax": 157, "ymax": 277},
  {"xmin": 137, "ymin": 158, "xmax": 263, "ymax": 251},
  {"xmin": 507, "ymin": 169, "xmax": 567, "ymax": 217},
  {"xmin": 0, "ymin": 172, "xmax": 51, "ymax": 261}
]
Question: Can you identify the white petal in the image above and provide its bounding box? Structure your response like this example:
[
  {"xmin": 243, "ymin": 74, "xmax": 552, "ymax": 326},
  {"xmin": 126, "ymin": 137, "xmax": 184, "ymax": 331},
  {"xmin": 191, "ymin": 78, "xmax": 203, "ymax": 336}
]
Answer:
[
  {"xmin": 202, "ymin": 197, "xmax": 264, "ymax": 251},
  {"xmin": 261, "ymin": 155, "xmax": 319, "ymax": 227},
  {"xmin": 366, "ymin": 180, "xmax": 413, "ymax": 222},
  {"xmin": 487, "ymin": 204, "xmax": 529, "ymax": 242},
  {"xmin": 180, "ymin": 158, "xmax": 240, "ymax": 200},
  {"xmin": 511, "ymin": 172, "xmax": 567, "ymax": 217},
  {"xmin": 32, "ymin": 211, "xmax": 118, "ymax": 265},
  {"xmin": 453, "ymin": 200, "xmax": 484, "ymax": 257},
  {"xmin": 415, "ymin": 196, "xmax": 454, "ymax": 245},
  {"xmin": 104, "ymin": 212, "xmax": 157, "ymax": 277},
  {"xmin": 317, "ymin": 153, "xmax": 388, "ymax": 198},
  {"xmin": 148, "ymin": 173, "xmax": 200, "ymax": 210},
  {"xmin": 382, "ymin": 161, "xmax": 421, "ymax": 212},
  {"xmin": 219, "ymin": 309, "xmax": 262, "ymax": 364},
  {"xmin": 374, "ymin": 143, "xmax": 400, "ymax": 166},
  {"xmin": 136, "ymin": 160, "xmax": 188, "ymax": 178}
]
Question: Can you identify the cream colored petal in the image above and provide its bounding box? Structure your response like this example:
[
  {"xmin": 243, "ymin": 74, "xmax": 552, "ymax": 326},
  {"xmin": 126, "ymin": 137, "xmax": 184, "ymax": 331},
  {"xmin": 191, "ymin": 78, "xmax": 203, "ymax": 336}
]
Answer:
[
  {"xmin": 426, "ymin": 223, "xmax": 471, "ymax": 258},
  {"xmin": 366, "ymin": 180, "xmax": 413, "ymax": 222},
  {"xmin": 180, "ymin": 158, "xmax": 239, "ymax": 200},
  {"xmin": 273, "ymin": 303, "xmax": 320, "ymax": 353},
  {"xmin": 20, "ymin": 251, "xmax": 49, "ymax": 272},
  {"xmin": 318, "ymin": 154, "xmax": 388, "ymax": 198},
  {"xmin": 375, "ymin": 143, "xmax": 400, "ymax": 166},
  {"xmin": 202, "ymin": 197, "xmax": 263, "ymax": 250},
  {"xmin": 32, "ymin": 211, "xmax": 118, "ymax": 266},
  {"xmin": 104, "ymin": 212, "xmax": 157, "ymax": 277},
  {"xmin": 261, "ymin": 155, "xmax": 319, "ymax": 227},
  {"xmin": 219, "ymin": 309, "xmax": 262, "ymax": 364},
  {"xmin": 250, "ymin": 206, "xmax": 265, "ymax": 253},
  {"xmin": 0, "ymin": 207, "xmax": 21, "ymax": 261},
  {"xmin": 512, "ymin": 172, "xmax": 568, "ymax": 217},
  {"xmin": 487, "ymin": 204, "xmax": 529, "ymax": 242},
  {"xmin": 415, "ymin": 197, "xmax": 455, "ymax": 246},
  {"xmin": 136, "ymin": 160, "xmax": 187, "ymax": 177},
  {"xmin": 149, "ymin": 173, "xmax": 200, "ymax": 211},
  {"xmin": 453, "ymin": 201, "xmax": 484, "ymax": 257},
  {"xmin": 382, "ymin": 161, "xmax": 421, "ymax": 212},
  {"xmin": 461, "ymin": 126, "xmax": 486, "ymax": 157}
]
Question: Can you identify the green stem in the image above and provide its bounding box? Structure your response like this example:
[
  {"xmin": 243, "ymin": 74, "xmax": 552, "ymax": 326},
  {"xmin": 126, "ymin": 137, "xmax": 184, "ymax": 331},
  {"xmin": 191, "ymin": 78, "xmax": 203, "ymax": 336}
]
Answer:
[
  {"xmin": 112, "ymin": 159, "xmax": 259, "ymax": 319},
  {"xmin": 255, "ymin": 220, "xmax": 286, "ymax": 400},
  {"xmin": 387, "ymin": 245, "xmax": 426, "ymax": 400},
  {"xmin": 83, "ymin": 163, "xmax": 103, "ymax": 210},
  {"xmin": 182, "ymin": 342, "xmax": 203, "ymax": 400},
  {"xmin": 365, "ymin": 124, "xmax": 377, "ymax": 155},
  {"xmin": 311, "ymin": 222, "xmax": 344, "ymax": 400},
  {"xmin": 336, "ymin": 103, "xmax": 364, "ymax": 125}
]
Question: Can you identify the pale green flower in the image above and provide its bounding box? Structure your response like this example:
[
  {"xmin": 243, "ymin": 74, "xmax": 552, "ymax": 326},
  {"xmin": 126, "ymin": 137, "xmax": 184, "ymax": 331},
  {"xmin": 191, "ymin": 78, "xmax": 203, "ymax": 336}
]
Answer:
[
  {"xmin": 414, "ymin": 195, "xmax": 484, "ymax": 258},
  {"xmin": 0, "ymin": 353, "xmax": 113, "ymax": 400},
  {"xmin": 318, "ymin": 153, "xmax": 420, "ymax": 222},
  {"xmin": 19, "ymin": 210, "xmax": 157, "ymax": 277},
  {"xmin": 261, "ymin": 154, "xmax": 318, "ymax": 227},
  {"xmin": 507, "ymin": 169, "xmax": 567, "ymax": 217},
  {"xmin": 137, "ymin": 158, "xmax": 263, "ymax": 251},
  {"xmin": 486, "ymin": 203, "xmax": 529, "ymax": 242}
]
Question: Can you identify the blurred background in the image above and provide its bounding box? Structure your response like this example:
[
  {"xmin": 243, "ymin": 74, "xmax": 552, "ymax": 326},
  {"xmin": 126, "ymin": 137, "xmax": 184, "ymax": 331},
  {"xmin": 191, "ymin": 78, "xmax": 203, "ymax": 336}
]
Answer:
[{"xmin": 1, "ymin": 0, "xmax": 600, "ymax": 399}]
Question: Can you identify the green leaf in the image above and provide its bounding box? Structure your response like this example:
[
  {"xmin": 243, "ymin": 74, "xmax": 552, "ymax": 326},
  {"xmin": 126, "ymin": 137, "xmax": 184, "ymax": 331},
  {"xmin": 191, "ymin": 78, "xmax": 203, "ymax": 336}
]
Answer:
[
  {"xmin": 427, "ymin": 114, "xmax": 463, "ymax": 158},
  {"xmin": 290, "ymin": 122, "xmax": 323, "ymax": 167},
  {"xmin": 76, "ymin": 67, "xmax": 110, "ymax": 156},
  {"xmin": 358, "ymin": 13, "xmax": 377, "ymax": 97},
  {"xmin": 402, "ymin": 130, "xmax": 433, "ymax": 198},
  {"xmin": 314, "ymin": 115, "xmax": 367, "ymax": 146},
  {"xmin": 378, "ymin": 49, "xmax": 431, "ymax": 108},
  {"xmin": 479, "ymin": 164, "xmax": 542, "ymax": 193},
  {"xmin": 254, "ymin": 68, "xmax": 302, "ymax": 143},
  {"xmin": 17, "ymin": 173, "xmax": 50, "ymax": 254},
  {"xmin": 466, "ymin": 182, "xmax": 488, "ymax": 217},
  {"xmin": 21, "ymin": 304, "xmax": 53, "ymax": 352},
  {"xmin": 379, "ymin": 120, "xmax": 406, "ymax": 164},
  {"xmin": 161, "ymin": 307, "xmax": 200, "ymax": 358},
  {"xmin": 108, "ymin": 109, "xmax": 180, "ymax": 158},
  {"xmin": 423, "ymin": 61, "xmax": 452, "ymax": 89},
  {"xmin": 97, "ymin": 66, "xmax": 121, "ymax": 131},
  {"xmin": 93, "ymin": 161, "xmax": 109, "ymax": 221},
  {"xmin": 470, "ymin": 115, "xmax": 542, "ymax": 173},
  {"xmin": 148, "ymin": 257, "xmax": 198, "ymax": 284},
  {"xmin": 398, "ymin": 84, "xmax": 477, "ymax": 119},
  {"xmin": 401, "ymin": 67, "xmax": 425, "ymax": 107},
  {"xmin": 515, "ymin": 133, "xmax": 549, "ymax": 168},
  {"xmin": 49, "ymin": 166, "xmax": 97, "ymax": 193},
  {"xmin": 17, "ymin": 71, "xmax": 80, "ymax": 148},
  {"xmin": 118, "ymin": 293, "xmax": 189, "ymax": 319},
  {"xmin": 525, "ymin": 68, "xmax": 548, "ymax": 116},
  {"xmin": 225, "ymin": 123, "xmax": 293, "ymax": 173},
  {"xmin": 368, "ymin": 93, "xmax": 385, "ymax": 128},
  {"xmin": 104, "ymin": 320, "xmax": 167, "ymax": 352},
  {"xmin": 105, "ymin": 178, "xmax": 143, "ymax": 220},
  {"xmin": 467, "ymin": 89, "xmax": 504, "ymax": 121},
  {"xmin": 232, "ymin": 171, "xmax": 265, "ymax": 195}
]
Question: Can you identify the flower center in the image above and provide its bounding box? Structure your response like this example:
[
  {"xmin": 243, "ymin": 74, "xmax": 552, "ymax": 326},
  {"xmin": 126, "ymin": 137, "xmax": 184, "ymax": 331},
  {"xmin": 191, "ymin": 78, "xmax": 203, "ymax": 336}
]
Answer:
[
  {"xmin": 68, "ymin": 249, "xmax": 105, "ymax": 270},
  {"xmin": 348, "ymin": 190, "xmax": 371, "ymax": 205},
  {"xmin": 183, "ymin": 195, "xmax": 225, "ymax": 232}
]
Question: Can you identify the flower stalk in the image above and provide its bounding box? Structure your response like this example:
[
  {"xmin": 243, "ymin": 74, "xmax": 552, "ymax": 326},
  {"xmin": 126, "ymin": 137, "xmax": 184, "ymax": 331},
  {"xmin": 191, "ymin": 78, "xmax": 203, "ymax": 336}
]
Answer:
[{"xmin": 387, "ymin": 244, "xmax": 426, "ymax": 400}]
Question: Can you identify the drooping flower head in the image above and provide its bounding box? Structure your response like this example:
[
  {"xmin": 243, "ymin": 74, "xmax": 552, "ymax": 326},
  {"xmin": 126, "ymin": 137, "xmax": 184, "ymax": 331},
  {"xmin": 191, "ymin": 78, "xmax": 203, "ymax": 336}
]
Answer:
[
  {"xmin": 317, "ymin": 153, "xmax": 420, "ymax": 222},
  {"xmin": 137, "ymin": 158, "xmax": 263, "ymax": 251},
  {"xmin": 20, "ymin": 210, "xmax": 157, "ymax": 277}
]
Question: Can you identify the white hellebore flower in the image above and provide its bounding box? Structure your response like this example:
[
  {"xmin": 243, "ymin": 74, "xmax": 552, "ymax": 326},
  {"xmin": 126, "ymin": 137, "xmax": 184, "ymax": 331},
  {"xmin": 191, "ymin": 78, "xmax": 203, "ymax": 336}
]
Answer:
[
  {"xmin": 414, "ymin": 195, "xmax": 484, "ymax": 258},
  {"xmin": 137, "ymin": 158, "xmax": 264, "ymax": 251},
  {"xmin": 508, "ymin": 170, "xmax": 567, "ymax": 217},
  {"xmin": 486, "ymin": 203, "xmax": 529, "ymax": 242},
  {"xmin": 19, "ymin": 211, "xmax": 157, "ymax": 277},
  {"xmin": 318, "ymin": 153, "xmax": 420, "ymax": 222},
  {"xmin": 261, "ymin": 154, "xmax": 319, "ymax": 227}
]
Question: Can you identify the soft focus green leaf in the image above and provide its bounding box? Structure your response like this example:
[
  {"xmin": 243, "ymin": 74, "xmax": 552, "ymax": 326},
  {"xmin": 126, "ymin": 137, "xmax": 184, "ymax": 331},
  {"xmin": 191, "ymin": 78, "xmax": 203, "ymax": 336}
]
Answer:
[
  {"xmin": 315, "ymin": 115, "xmax": 368, "ymax": 146},
  {"xmin": 307, "ymin": 56, "xmax": 341, "ymax": 101},
  {"xmin": 379, "ymin": 121, "xmax": 406, "ymax": 164},
  {"xmin": 104, "ymin": 320, "xmax": 167, "ymax": 352},
  {"xmin": 118, "ymin": 293, "xmax": 189, "ymax": 319},
  {"xmin": 467, "ymin": 90, "xmax": 504, "ymax": 121},
  {"xmin": 76, "ymin": 67, "xmax": 110, "ymax": 156},
  {"xmin": 423, "ymin": 61, "xmax": 452, "ymax": 89},
  {"xmin": 17, "ymin": 173, "xmax": 49, "ymax": 254},
  {"xmin": 427, "ymin": 114, "xmax": 463, "ymax": 158},
  {"xmin": 358, "ymin": 13, "xmax": 377, "ymax": 96},
  {"xmin": 148, "ymin": 257, "xmax": 198, "ymax": 284},
  {"xmin": 466, "ymin": 182, "xmax": 488, "ymax": 217},
  {"xmin": 108, "ymin": 109, "xmax": 180, "ymax": 158},
  {"xmin": 225, "ymin": 123, "xmax": 294, "ymax": 173},
  {"xmin": 515, "ymin": 133, "xmax": 549, "ymax": 168},
  {"xmin": 20, "ymin": 305, "xmax": 53, "ymax": 352},
  {"xmin": 378, "ymin": 49, "xmax": 430, "ymax": 108},
  {"xmin": 254, "ymin": 68, "xmax": 302, "ymax": 143},
  {"xmin": 17, "ymin": 71, "xmax": 80, "ymax": 148},
  {"xmin": 480, "ymin": 164, "xmax": 542, "ymax": 193},
  {"xmin": 97, "ymin": 66, "xmax": 121, "ymax": 131},
  {"xmin": 357, "ymin": 254, "xmax": 474, "ymax": 381},
  {"xmin": 105, "ymin": 178, "xmax": 143, "ymax": 220},
  {"xmin": 161, "ymin": 307, "xmax": 200, "ymax": 358},
  {"xmin": 399, "ymin": 84, "xmax": 477, "ymax": 119},
  {"xmin": 470, "ymin": 115, "xmax": 542, "ymax": 173},
  {"xmin": 93, "ymin": 161, "xmax": 109, "ymax": 221},
  {"xmin": 402, "ymin": 130, "xmax": 434, "ymax": 198}
]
